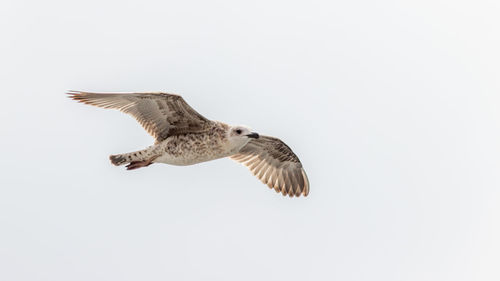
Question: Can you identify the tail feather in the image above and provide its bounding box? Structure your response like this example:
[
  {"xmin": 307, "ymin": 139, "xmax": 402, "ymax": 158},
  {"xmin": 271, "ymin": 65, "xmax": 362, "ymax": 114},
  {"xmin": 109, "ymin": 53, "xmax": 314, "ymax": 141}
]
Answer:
[
  {"xmin": 109, "ymin": 154, "xmax": 128, "ymax": 166},
  {"xmin": 109, "ymin": 145, "xmax": 159, "ymax": 168}
]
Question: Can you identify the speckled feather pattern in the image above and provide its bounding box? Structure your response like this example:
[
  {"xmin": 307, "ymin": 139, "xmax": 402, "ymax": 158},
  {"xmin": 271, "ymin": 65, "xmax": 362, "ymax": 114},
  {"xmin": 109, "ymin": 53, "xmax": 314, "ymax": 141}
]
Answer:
[
  {"xmin": 69, "ymin": 91, "xmax": 310, "ymax": 197},
  {"xmin": 155, "ymin": 122, "xmax": 233, "ymax": 165}
]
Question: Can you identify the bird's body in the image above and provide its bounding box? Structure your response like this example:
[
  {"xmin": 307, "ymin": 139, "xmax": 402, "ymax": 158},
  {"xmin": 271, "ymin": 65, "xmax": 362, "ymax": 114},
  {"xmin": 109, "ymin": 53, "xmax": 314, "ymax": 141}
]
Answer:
[
  {"xmin": 112, "ymin": 121, "xmax": 245, "ymax": 167},
  {"xmin": 69, "ymin": 91, "xmax": 309, "ymax": 197},
  {"xmin": 153, "ymin": 122, "xmax": 233, "ymax": 166}
]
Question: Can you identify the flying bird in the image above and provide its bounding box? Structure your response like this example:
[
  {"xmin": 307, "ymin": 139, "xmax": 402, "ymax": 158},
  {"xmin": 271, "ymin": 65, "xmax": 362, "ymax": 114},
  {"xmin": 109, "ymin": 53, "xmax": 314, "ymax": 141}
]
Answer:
[{"xmin": 68, "ymin": 91, "xmax": 309, "ymax": 197}]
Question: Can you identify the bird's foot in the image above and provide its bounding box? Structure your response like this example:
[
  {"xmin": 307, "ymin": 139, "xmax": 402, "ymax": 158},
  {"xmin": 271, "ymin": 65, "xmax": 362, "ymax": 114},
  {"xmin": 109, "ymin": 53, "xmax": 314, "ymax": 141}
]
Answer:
[{"xmin": 125, "ymin": 160, "xmax": 154, "ymax": 170}]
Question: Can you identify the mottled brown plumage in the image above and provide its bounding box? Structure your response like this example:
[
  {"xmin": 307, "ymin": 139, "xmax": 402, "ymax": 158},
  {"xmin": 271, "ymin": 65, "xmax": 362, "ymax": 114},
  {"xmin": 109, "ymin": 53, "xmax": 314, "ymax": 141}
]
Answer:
[
  {"xmin": 69, "ymin": 91, "xmax": 310, "ymax": 197},
  {"xmin": 68, "ymin": 91, "xmax": 212, "ymax": 142},
  {"xmin": 230, "ymin": 136, "xmax": 309, "ymax": 197}
]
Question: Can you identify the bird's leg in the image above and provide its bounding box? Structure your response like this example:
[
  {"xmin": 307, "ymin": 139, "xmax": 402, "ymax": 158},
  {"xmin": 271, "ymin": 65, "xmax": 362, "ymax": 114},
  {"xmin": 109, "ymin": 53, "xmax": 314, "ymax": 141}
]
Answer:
[
  {"xmin": 125, "ymin": 156, "xmax": 159, "ymax": 170},
  {"xmin": 126, "ymin": 160, "xmax": 153, "ymax": 170}
]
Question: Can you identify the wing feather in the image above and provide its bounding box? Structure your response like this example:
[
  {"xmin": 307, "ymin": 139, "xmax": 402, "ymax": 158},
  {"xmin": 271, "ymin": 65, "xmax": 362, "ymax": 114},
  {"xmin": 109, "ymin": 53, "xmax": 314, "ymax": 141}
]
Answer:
[
  {"xmin": 231, "ymin": 136, "xmax": 309, "ymax": 197},
  {"xmin": 68, "ymin": 91, "xmax": 212, "ymax": 142}
]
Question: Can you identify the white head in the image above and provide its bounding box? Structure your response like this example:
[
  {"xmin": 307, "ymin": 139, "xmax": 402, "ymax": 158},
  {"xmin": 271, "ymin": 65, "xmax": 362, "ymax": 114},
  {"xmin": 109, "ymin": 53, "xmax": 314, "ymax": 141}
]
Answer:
[{"xmin": 227, "ymin": 125, "xmax": 260, "ymax": 151}]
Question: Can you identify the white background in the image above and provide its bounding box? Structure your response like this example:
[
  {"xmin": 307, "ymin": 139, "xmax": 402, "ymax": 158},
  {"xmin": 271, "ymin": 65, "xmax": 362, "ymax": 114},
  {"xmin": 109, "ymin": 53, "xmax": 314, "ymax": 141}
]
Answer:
[{"xmin": 1, "ymin": 0, "xmax": 499, "ymax": 280}]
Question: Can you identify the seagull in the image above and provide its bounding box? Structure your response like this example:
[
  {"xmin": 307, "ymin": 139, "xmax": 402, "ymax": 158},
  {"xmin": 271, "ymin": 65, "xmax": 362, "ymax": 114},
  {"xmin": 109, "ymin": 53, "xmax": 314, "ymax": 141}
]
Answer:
[{"xmin": 68, "ymin": 91, "xmax": 309, "ymax": 197}]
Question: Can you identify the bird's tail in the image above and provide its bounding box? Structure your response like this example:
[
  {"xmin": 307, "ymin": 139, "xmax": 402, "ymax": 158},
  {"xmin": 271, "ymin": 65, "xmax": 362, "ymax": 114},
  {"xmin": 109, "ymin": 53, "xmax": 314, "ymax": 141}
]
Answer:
[
  {"xmin": 109, "ymin": 154, "xmax": 129, "ymax": 166},
  {"xmin": 109, "ymin": 145, "xmax": 160, "ymax": 167}
]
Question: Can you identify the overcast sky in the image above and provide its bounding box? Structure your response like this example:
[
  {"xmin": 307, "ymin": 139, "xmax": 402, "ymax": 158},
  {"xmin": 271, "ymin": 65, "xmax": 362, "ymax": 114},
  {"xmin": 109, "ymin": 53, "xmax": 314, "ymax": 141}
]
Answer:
[{"xmin": 1, "ymin": 0, "xmax": 499, "ymax": 280}]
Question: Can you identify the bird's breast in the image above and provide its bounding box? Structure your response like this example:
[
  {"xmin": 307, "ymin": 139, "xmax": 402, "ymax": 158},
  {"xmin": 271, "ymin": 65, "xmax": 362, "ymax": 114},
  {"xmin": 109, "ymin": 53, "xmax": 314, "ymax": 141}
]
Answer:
[{"xmin": 154, "ymin": 133, "xmax": 232, "ymax": 166}]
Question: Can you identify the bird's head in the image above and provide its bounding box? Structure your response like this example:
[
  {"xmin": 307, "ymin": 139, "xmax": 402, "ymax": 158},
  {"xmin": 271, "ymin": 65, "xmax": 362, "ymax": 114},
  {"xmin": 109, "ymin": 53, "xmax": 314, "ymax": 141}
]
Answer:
[{"xmin": 227, "ymin": 125, "xmax": 259, "ymax": 150}]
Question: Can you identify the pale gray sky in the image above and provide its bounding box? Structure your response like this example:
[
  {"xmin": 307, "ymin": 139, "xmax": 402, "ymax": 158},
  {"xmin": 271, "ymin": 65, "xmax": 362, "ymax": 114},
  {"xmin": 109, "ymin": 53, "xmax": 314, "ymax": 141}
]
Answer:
[{"xmin": 1, "ymin": 0, "xmax": 499, "ymax": 280}]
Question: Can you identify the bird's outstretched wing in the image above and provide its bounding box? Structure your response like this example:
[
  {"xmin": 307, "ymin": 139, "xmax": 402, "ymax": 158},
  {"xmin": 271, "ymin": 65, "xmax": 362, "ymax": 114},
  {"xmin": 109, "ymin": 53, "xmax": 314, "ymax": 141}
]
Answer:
[
  {"xmin": 230, "ymin": 136, "xmax": 309, "ymax": 197},
  {"xmin": 68, "ymin": 91, "xmax": 213, "ymax": 142}
]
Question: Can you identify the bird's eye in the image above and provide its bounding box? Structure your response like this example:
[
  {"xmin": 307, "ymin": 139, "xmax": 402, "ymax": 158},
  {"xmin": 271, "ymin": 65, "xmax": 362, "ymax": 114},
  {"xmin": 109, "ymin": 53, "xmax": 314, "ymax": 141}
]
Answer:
[{"xmin": 236, "ymin": 129, "xmax": 242, "ymax": 134}]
